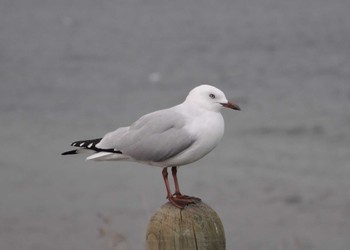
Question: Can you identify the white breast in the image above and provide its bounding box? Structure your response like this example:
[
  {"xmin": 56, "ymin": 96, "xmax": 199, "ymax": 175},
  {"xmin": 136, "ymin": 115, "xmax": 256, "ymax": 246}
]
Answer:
[{"xmin": 166, "ymin": 111, "xmax": 225, "ymax": 167}]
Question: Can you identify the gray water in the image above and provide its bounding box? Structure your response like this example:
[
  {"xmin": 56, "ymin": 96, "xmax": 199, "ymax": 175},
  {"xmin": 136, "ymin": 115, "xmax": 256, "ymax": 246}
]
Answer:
[{"xmin": 1, "ymin": 0, "xmax": 350, "ymax": 249}]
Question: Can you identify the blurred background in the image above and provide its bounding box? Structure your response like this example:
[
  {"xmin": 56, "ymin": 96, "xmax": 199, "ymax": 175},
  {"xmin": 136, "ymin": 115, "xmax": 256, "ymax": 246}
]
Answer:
[{"xmin": 1, "ymin": 0, "xmax": 350, "ymax": 249}]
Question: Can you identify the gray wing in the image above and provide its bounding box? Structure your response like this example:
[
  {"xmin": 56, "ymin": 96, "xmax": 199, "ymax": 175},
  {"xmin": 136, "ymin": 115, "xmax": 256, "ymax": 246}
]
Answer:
[{"xmin": 97, "ymin": 109, "xmax": 196, "ymax": 162}]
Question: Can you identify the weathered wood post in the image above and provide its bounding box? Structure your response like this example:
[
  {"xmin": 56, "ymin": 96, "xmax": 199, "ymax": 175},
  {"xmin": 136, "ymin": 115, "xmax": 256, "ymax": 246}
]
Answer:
[{"xmin": 146, "ymin": 201, "xmax": 226, "ymax": 250}]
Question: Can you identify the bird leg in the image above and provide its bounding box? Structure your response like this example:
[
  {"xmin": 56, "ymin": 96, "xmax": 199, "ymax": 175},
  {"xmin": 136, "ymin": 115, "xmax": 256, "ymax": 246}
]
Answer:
[
  {"xmin": 162, "ymin": 167, "xmax": 198, "ymax": 209},
  {"xmin": 171, "ymin": 167, "xmax": 201, "ymax": 202},
  {"xmin": 171, "ymin": 166, "xmax": 182, "ymax": 196},
  {"xmin": 162, "ymin": 168, "xmax": 173, "ymax": 200}
]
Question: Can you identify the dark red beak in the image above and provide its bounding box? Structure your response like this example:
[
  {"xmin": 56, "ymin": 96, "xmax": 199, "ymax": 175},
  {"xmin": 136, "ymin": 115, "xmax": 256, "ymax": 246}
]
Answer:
[{"xmin": 221, "ymin": 101, "xmax": 241, "ymax": 111}]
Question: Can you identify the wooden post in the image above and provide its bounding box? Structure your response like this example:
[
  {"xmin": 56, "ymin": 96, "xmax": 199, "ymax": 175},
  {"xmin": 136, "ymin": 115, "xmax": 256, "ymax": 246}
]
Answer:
[{"xmin": 146, "ymin": 202, "xmax": 226, "ymax": 250}]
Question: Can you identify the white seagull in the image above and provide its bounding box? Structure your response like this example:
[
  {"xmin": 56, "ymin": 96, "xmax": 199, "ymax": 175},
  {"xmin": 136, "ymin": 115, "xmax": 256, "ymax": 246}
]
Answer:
[{"xmin": 62, "ymin": 85, "xmax": 240, "ymax": 208}]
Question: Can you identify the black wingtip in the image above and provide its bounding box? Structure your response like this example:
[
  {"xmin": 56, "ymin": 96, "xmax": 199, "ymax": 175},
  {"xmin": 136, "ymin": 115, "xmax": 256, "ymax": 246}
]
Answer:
[
  {"xmin": 61, "ymin": 150, "xmax": 78, "ymax": 155},
  {"xmin": 71, "ymin": 138, "xmax": 102, "ymax": 148}
]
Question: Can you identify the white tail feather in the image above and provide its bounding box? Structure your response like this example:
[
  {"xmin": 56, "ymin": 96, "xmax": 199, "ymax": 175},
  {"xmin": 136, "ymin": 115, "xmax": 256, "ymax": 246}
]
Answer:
[{"xmin": 86, "ymin": 152, "xmax": 129, "ymax": 161}]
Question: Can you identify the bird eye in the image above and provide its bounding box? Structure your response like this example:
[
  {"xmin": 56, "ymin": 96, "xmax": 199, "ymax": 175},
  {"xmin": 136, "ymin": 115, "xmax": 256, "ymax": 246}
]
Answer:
[{"xmin": 209, "ymin": 94, "xmax": 215, "ymax": 99}]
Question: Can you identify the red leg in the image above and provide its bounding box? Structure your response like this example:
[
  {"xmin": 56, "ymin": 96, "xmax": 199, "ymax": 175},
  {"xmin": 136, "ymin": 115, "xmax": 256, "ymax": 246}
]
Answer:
[
  {"xmin": 162, "ymin": 167, "xmax": 197, "ymax": 209},
  {"xmin": 171, "ymin": 167, "xmax": 181, "ymax": 196},
  {"xmin": 162, "ymin": 168, "xmax": 172, "ymax": 199},
  {"xmin": 171, "ymin": 167, "xmax": 202, "ymax": 202}
]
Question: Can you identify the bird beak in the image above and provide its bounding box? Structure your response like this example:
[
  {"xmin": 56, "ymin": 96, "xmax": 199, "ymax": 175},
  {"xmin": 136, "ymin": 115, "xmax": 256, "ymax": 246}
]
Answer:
[{"xmin": 221, "ymin": 101, "xmax": 241, "ymax": 111}]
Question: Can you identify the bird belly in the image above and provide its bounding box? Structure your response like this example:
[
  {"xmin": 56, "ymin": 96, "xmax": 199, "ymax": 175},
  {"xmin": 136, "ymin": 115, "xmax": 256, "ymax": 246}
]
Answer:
[{"xmin": 161, "ymin": 113, "xmax": 225, "ymax": 167}]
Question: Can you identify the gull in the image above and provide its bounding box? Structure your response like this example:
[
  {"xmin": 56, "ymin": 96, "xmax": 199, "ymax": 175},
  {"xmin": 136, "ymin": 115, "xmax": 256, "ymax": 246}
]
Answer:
[{"xmin": 62, "ymin": 85, "xmax": 240, "ymax": 208}]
